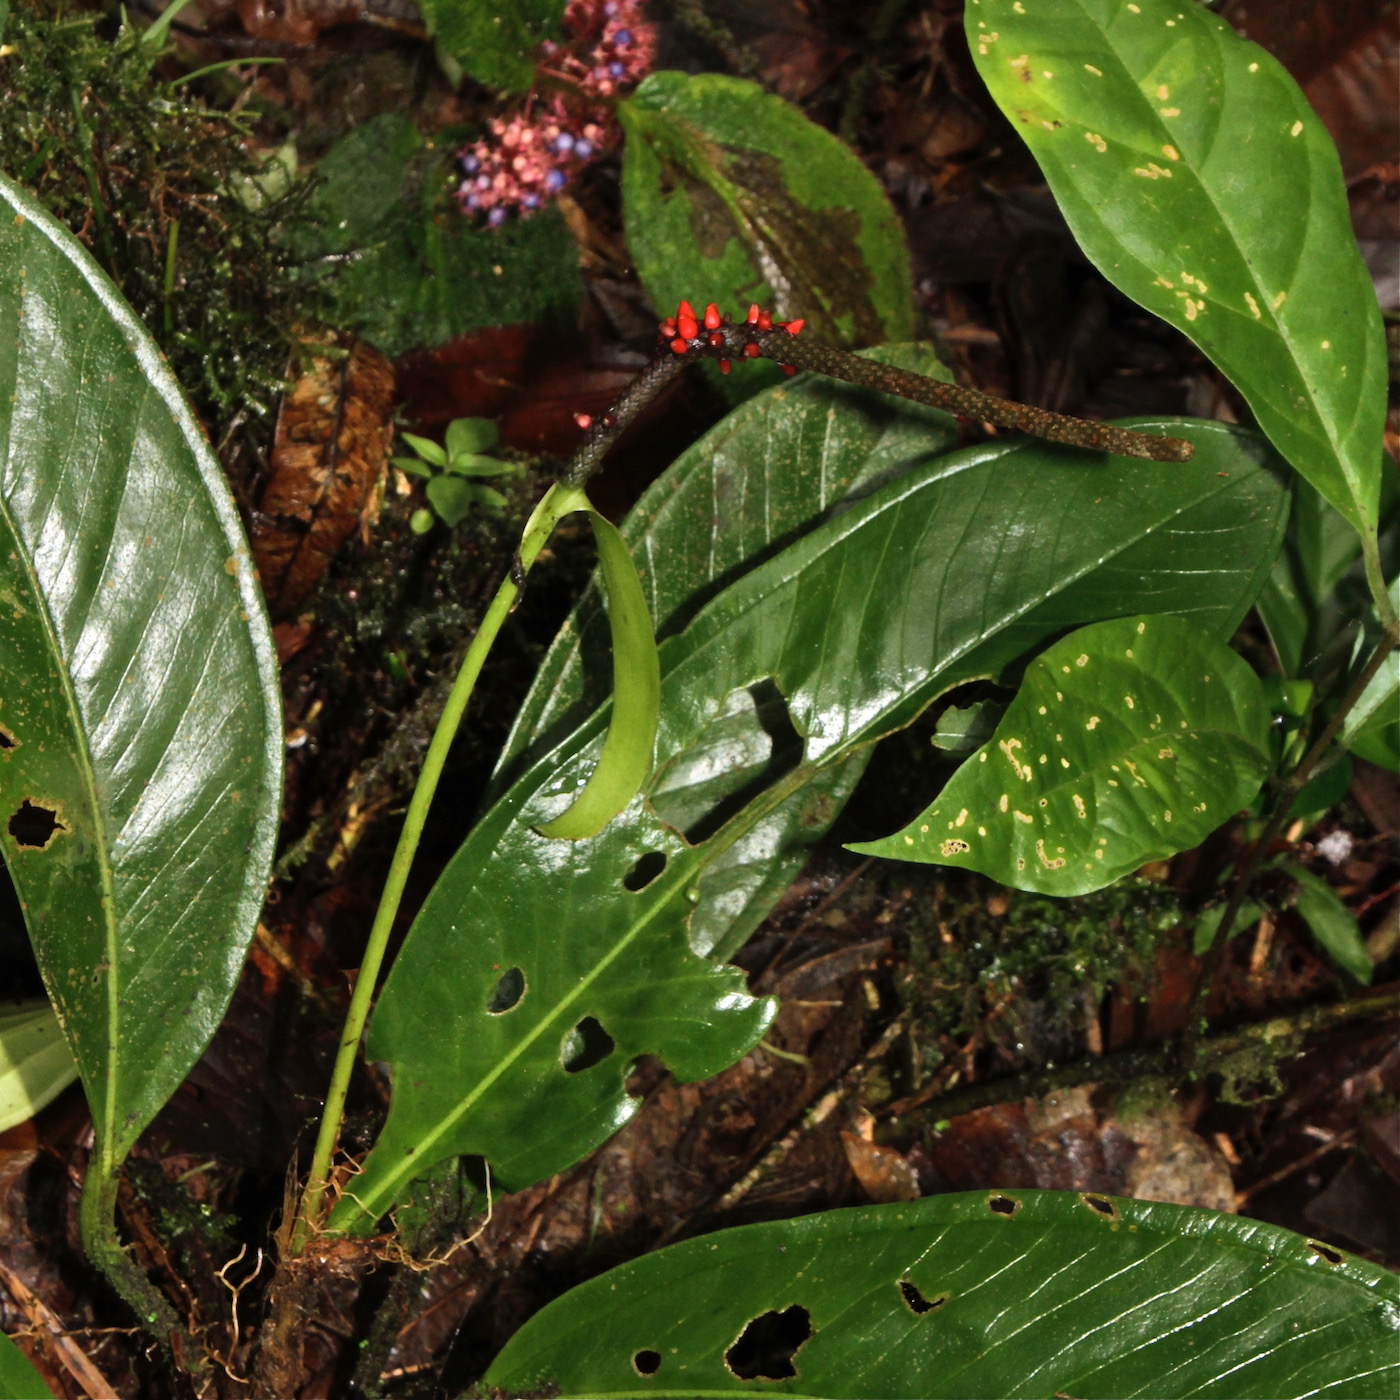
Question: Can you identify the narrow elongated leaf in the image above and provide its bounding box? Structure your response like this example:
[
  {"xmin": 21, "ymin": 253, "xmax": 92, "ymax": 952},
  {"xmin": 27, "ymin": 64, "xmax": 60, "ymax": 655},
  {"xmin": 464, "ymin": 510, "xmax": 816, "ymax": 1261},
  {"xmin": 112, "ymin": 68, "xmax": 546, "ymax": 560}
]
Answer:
[
  {"xmin": 967, "ymin": 0, "xmax": 1386, "ymax": 535},
  {"xmin": 331, "ymin": 420, "xmax": 1286, "ymax": 1232},
  {"xmin": 0, "ymin": 178, "xmax": 282, "ymax": 1178},
  {"xmin": 496, "ymin": 345, "xmax": 958, "ymax": 959},
  {"xmin": 486, "ymin": 1191, "xmax": 1400, "ymax": 1399},
  {"xmin": 1291, "ymin": 866, "xmax": 1371, "ymax": 985},
  {"xmin": 0, "ymin": 1332, "xmax": 52, "ymax": 1400},
  {"xmin": 0, "ymin": 999, "xmax": 78, "ymax": 1133},
  {"xmin": 619, "ymin": 73, "xmax": 914, "ymax": 348},
  {"xmin": 854, "ymin": 615, "xmax": 1271, "ymax": 895}
]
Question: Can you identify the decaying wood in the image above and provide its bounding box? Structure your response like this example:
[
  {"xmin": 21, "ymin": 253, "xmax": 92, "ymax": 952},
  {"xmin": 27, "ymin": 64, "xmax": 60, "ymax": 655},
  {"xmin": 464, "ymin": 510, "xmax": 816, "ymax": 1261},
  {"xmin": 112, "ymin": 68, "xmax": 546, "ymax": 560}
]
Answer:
[{"xmin": 251, "ymin": 335, "xmax": 395, "ymax": 618}]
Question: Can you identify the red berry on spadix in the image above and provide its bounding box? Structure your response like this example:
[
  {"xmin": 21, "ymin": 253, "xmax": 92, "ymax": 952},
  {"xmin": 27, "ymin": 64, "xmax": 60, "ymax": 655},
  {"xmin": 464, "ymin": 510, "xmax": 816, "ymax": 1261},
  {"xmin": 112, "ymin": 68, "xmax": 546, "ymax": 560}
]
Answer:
[
  {"xmin": 670, "ymin": 337, "xmax": 689, "ymax": 354},
  {"xmin": 785, "ymin": 319, "xmax": 805, "ymax": 337},
  {"xmin": 676, "ymin": 300, "xmax": 699, "ymax": 340},
  {"xmin": 746, "ymin": 303, "xmax": 761, "ymax": 325},
  {"xmin": 703, "ymin": 302, "xmax": 721, "ymax": 330},
  {"xmin": 575, "ymin": 412, "xmax": 593, "ymax": 429}
]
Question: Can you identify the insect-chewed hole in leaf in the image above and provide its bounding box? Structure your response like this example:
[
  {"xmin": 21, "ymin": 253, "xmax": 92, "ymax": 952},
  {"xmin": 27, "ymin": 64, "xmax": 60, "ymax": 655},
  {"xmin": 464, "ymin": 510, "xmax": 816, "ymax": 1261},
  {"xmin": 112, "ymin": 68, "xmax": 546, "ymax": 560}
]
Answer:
[
  {"xmin": 560, "ymin": 1016, "xmax": 615, "ymax": 1073},
  {"xmin": 0, "ymin": 725, "xmax": 15, "ymax": 751},
  {"xmin": 1079, "ymin": 1193, "xmax": 1119, "ymax": 1221},
  {"xmin": 898, "ymin": 1279, "xmax": 948, "ymax": 1316},
  {"xmin": 987, "ymin": 1193, "xmax": 1021, "ymax": 1216},
  {"xmin": 650, "ymin": 680, "xmax": 803, "ymax": 846},
  {"xmin": 8, "ymin": 800, "xmax": 65, "ymax": 849},
  {"xmin": 724, "ymin": 1305, "xmax": 813, "ymax": 1381},
  {"xmin": 1308, "ymin": 1240, "xmax": 1345, "ymax": 1266},
  {"xmin": 632, "ymin": 1349, "xmax": 662, "ymax": 1376},
  {"xmin": 487, "ymin": 966, "xmax": 525, "ymax": 1014},
  {"xmin": 623, "ymin": 851, "xmax": 667, "ymax": 891}
]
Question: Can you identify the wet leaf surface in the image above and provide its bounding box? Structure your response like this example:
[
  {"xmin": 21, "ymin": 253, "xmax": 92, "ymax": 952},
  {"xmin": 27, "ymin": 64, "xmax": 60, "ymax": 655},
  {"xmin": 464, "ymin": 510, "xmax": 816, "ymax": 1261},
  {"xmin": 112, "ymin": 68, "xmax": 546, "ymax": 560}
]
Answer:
[
  {"xmin": 857, "ymin": 615, "xmax": 1272, "ymax": 894},
  {"xmin": 334, "ymin": 418, "xmax": 1287, "ymax": 1232},
  {"xmin": 968, "ymin": 0, "xmax": 1387, "ymax": 534},
  {"xmin": 487, "ymin": 1190, "xmax": 1400, "ymax": 1399},
  {"xmin": 0, "ymin": 176, "xmax": 281, "ymax": 1177}
]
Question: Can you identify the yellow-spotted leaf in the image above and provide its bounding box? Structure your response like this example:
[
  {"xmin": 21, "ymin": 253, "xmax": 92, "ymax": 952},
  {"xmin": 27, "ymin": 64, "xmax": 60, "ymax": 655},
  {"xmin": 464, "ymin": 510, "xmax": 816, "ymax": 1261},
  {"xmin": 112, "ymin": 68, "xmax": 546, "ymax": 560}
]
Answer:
[
  {"xmin": 852, "ymin": 615, "xmax": 1269, "ymax": 895},
  {"xmin": 967, "ymin": 0, "xmax": 1385, "ymax": 536}
]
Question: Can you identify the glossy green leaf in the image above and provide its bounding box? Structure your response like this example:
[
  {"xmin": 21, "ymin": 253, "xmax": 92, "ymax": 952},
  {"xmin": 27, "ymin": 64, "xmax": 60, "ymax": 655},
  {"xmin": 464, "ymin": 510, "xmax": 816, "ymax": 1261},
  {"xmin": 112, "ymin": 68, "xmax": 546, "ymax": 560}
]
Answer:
[
  {"xmin": 852, "ymin": 615, "xmax": 1271, "ymax": 895},
  {"xmin": 486, "ymin": 1191, "xmax": 1400, "ymax": 1399},
  {"xmin": 0, "ymin": 1332, "xmax": 52, "ymax": 1400},
  {"xmin": 496, "ymin": 345, "xmax": 959, "ymax": 961},
  {"xmin": 0, "ymin": 178, "xmax": 282, "ymax": 1178},
  {"xmin": 421, "ymin": 0, "xmax": 563, "ymax": 91},
  {"xmin": 445, "ymin": 417, "xmax": 498, "ymax": 458},
  {"xmin": 390, "ymin": 456, "xmax": 434, "ymax": 480},
  {"xmin": 1291, "ymin": 866, "xmax": 1371, "ymax": 985},
  {"xmin": 332, "ymin": 419, "xmax": 1287, "ymax": 1233},
  {"xmin": 538, "ymin": 510, "xmax": 660, "ymax": 840},
  {"xmin": 619, "ymin": 72, "xmax": 914, "ymax": 348},
  {"xmin": 967, "ymin": 0, "xmax": 1386, "ymax": 535},
  {"xmin": 0, "ymin": 999, "xmax": 78, "ymax": 1133}
]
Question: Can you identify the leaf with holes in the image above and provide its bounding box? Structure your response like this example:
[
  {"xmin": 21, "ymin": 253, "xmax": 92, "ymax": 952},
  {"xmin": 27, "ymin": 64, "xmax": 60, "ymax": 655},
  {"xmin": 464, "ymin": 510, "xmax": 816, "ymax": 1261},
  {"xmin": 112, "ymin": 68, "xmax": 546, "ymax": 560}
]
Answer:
[
  {"xmin": 329, "ymin": 419, "xmax": 1287, "ymax": 1233},
  {"xmin": 852, "ymin": 615, "xmax": 1271, "ymax": 895},
  {"xmin": 619, "ymin": 72, "xmax": 914, "ymax": 349},
  {"xmin": 486, "ymin": 1191, "xmax": 1400, "ymax": 1398},
  {"xmin": 967, "ymin": 0, "xmax": 1386, "ymax": 535},
  {"xmin": 0, "ymin": 179, "xmax": 281, "ymax": 1207},
  {"xmin": 496, "ymin": 344, "xmax": 959, "ymax": 960}
]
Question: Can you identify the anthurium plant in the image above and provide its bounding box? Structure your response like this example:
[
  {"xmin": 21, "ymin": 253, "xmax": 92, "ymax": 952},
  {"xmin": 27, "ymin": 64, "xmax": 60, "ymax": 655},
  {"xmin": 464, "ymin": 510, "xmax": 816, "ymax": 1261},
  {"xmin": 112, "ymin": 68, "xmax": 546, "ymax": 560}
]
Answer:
[{"xmin": 0, "ymin": 0, "xmax": 1395, "ymax": 1395}]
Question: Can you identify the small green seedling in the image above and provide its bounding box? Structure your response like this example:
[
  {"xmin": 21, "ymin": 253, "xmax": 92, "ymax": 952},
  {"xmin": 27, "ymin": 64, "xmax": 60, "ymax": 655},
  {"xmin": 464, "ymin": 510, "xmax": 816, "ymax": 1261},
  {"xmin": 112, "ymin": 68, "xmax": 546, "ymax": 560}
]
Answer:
[{"xmin": 392, "ymin": 417, "xmax": 522, "ymax": 532}]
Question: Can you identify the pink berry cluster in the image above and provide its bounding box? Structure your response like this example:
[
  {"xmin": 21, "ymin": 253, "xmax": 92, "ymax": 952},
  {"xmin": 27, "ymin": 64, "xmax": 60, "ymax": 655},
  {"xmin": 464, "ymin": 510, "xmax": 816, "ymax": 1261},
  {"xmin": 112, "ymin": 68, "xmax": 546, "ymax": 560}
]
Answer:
[{"xmin": 457, "ymin": 0, "xmax": 655, "ymax": 225}]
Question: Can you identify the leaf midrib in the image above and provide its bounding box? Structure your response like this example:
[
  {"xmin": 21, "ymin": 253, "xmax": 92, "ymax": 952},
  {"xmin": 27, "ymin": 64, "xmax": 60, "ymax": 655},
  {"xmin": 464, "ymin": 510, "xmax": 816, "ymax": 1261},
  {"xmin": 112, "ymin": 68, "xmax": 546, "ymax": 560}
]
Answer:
[
  {"xmin": 1024, "ymin": 0, "xmax": 1369, "ymax": 519},
  {"xmin": 358, "ymin": 440, "xmax": 1262, "ymax": 1221},
  {"xmin": 0, "ymin": 473, "xmax": 120, "ymax": 1168}
]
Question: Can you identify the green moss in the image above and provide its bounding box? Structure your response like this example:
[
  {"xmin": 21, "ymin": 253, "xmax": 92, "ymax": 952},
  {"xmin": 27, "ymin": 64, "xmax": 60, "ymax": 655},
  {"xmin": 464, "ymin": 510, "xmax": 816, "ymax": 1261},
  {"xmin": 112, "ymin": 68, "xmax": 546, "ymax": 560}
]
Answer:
[
  {"xmin": 0, "ymin": 0, "xmax": 316, "ymax": 443},
  {"xmin": 299, "ymin": 112, "xmax": 584, "ymax": 359},
  {"xmin": 896, "ymin": 868, "xmax": 1182, "ymax": 1082}
]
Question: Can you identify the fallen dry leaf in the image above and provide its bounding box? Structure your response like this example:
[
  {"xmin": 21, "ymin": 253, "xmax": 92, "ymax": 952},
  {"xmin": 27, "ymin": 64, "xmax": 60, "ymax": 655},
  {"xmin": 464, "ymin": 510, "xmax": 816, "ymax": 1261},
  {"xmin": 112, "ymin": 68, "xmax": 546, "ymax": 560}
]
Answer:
[{"xmin": 251, "ymin": 335, "xmax": 395, "ymax": 618}]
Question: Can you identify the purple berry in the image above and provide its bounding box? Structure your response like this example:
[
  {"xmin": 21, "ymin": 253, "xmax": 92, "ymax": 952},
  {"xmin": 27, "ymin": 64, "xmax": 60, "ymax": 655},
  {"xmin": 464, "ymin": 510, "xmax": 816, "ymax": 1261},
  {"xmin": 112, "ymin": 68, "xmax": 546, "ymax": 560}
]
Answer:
[
  {"xmin": 545, "ymin": 168, "xmax": 567, "ymax": 192},
  {"xmin": 574, "ymin": 138, "xmax": 593, "ymax": 159},
  {"xmin": 614, "ymin": 28, "xmax": 632, "ymax": 46},
  {"xmin": 476, "ymin": 174, "xmax": 491, "ymax": 190},
  {"xmin": 487, "ymin": 206, "xmax": 506, "ymax": 226},
  {"xmin": 521, "ymin": 193, "xmax": 540, "ymax": 209},
  {"xmin": 554, "ymin": 132, "xmax": 575, "ymax": 153},
  {"xmin": 461, "ymin": 153, "xmax": 479, "ymax": 174},
  {"xmin": 608, "ymin": 60, "xmax": 625, "ymax": 77}
]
